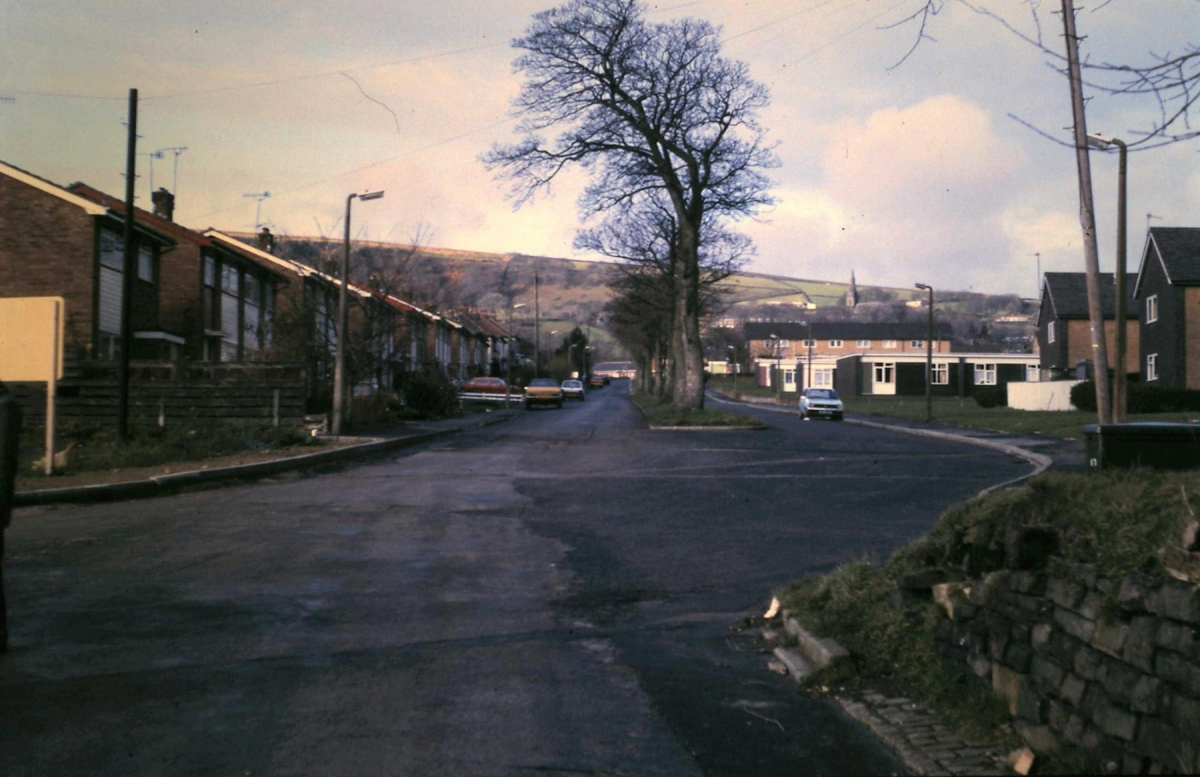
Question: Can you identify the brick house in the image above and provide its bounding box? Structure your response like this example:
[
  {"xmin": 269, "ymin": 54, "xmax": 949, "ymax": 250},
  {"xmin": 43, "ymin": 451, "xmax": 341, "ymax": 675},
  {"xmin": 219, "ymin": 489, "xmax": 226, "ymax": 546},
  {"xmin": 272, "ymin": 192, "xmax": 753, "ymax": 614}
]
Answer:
[
  {"xmin": 1036, "ymin": 272, "xmax": 1139, "ymax": 381},
  {"xmin": 1133, "ymin": 227, "xmax": 1200, "ymax": 389},
  {"xmin": 744, "ymin": 321, "xmax": 955, "ymax": 365},
  {"xmin": 0, "ymin": 161, "xmax": 177, "ymax": 361},
  {"xmin": 66, "ymin": 186, "xmax": 289, "ymax": 364}
]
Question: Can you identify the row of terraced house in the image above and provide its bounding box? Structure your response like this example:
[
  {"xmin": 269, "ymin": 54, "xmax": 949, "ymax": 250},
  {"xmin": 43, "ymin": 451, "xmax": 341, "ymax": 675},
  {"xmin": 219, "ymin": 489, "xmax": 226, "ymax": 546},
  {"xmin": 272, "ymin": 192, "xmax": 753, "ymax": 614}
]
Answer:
[{"xmin": 0, "ymin": 160, "xmax": 518, "ymax": 425}]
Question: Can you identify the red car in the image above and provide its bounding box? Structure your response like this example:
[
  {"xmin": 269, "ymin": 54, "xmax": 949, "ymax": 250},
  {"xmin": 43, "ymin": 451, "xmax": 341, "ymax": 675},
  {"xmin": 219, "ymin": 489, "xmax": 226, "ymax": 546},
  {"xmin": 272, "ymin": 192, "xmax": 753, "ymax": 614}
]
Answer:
[
  {"xmin": 588, "ymin": 375, "xmax": 605, "ymax": 388},
  {"xmin": 460, "ymin": 377, "xmax": 509, "ymax": 395}
]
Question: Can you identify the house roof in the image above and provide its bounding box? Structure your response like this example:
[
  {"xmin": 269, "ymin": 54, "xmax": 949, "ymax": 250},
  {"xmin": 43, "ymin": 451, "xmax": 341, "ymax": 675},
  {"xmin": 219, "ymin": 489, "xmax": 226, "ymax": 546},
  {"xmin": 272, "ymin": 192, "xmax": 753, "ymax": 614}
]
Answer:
[
  {"xmin": 743, "ymin": 321, "xmax": 954, "ymax": 341},
  {"xmin": 204, "ymin": 230, "xmax": 374, "ymax": 294},
  {"xmin": 1144, "ymin": 227, "xmax": 1200, "ymax": 287},
  {"xmin": 0, "ymin": 160, "xmax": 108, "ymax": 216},
  {"xmin": 68, "ymin": 183, "xmax": 203, "ymax": 248},
  {"xmin": 1042, "ymin": 272, "xmax": 1139, "ymax": 319}
]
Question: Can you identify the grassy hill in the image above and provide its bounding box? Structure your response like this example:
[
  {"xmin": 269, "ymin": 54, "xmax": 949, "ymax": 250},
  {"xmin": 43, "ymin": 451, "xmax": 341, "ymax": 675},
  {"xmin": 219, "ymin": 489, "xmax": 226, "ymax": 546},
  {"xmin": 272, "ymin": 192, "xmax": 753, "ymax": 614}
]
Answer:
[{"xmin": 253, "ymin": 234, "xmax": 1030, "ymax": 357}]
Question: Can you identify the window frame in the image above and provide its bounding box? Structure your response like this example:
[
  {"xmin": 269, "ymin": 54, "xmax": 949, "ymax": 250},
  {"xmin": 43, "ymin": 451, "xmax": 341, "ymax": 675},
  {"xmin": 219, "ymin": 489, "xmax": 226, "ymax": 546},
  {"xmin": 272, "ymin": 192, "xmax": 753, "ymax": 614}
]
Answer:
[
  {"xmin": 1146, "ymin": 294, "xmax": 1158, "ymax": 324},
  {"xmin": 931, "ymin": 363, "xmax": 949, "ymax": 385},
  {"xmin": 882, "ymin": 340, "xmax": 897, "ymax": 349},
  {"xmin": 828, "ymin": 339, "xmax": 843, "ymax": 348},
  {"xmin": 974, "ymin": 362, "xmax": 997, "ymax": 386},
  {"xmin": 1147, "ymin": 353, "xmax": 1158, "ymax": 381}
]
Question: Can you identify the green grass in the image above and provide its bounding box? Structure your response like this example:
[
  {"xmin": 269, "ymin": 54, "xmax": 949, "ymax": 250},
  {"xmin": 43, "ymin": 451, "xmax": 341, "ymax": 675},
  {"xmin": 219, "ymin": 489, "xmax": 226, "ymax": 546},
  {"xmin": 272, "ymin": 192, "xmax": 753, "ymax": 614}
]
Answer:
[
  {"xmin": 17, "ymin": 421, "xmax": 317, "ymax": 479},
  {"xmin": 706, "ymin": 376, "xmax": 790, "ymax": 403},
  {"xmin": 843, "ymin": 395, "xmax": 1200, "ymax": 439},
  {"xmin": 632, "ymin": 391, "xmax": 765, "ymax": 427},
  {"xmin": 776, "ymin": 468, "xmax": 1197, "ymax": 746}
]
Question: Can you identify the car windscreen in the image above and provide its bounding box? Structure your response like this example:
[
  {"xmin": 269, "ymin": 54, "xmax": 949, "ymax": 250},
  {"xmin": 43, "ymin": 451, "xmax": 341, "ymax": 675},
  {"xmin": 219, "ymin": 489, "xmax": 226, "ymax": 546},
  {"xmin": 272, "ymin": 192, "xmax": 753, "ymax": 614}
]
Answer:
[
  {"xmin": 530, "ymin": 379, "xmax": 558, "ymax": 386},
  {"xmin": 808, "ymin": 389, "xmax": 837, "ymax": 399}
]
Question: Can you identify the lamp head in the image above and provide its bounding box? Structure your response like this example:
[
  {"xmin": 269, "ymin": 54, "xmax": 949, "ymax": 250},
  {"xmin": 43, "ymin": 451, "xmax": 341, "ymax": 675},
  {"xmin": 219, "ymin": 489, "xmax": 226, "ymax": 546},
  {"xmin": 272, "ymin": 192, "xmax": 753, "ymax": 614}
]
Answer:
[
  {"xmin": 1084, "ymin": 133, "xmax": 1118, "ymax": 150},
  {"xmin": 915, "ymin": 283, "xmax": 931, "ymax": 291},
  {"xmin": 356, "ymin": 190, "xmax": 386, "ymax": 201}
]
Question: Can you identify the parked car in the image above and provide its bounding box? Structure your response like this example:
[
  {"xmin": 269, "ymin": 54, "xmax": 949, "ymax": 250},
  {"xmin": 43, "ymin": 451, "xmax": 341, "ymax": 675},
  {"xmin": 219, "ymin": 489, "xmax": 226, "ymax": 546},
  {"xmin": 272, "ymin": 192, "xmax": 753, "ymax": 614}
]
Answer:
[
  {"xmin": 525, "ymin": 378, "xmax": 564, "ymax": 409},
  {"xmin": 561, "ymin": 379, "xmax": 585, "ymax": 401},
  {"xmin": 588, "ymin": 375, "xmax": 606, "ymax": 388},
  {"xmin": 799, "ymin": 387, "xmax": 844, "ymax": 421},
  {"xmin": 460, "ymin": 377, "xmax": 509, "ymax": 395}
]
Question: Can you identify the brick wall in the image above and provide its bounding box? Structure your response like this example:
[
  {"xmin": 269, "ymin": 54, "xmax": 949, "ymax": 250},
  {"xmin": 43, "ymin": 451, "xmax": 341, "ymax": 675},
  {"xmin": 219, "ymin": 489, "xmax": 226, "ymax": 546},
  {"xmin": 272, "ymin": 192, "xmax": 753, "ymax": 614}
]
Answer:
[
  {"xmin": 1185, "ymin": 288, "xmax": 1200, "ymax": 389},
  {"xmin": 0, "ymin": 175, "xmax": 97, "ymax": 357},
  {"xmin": 1066, "ymin": 319, "xmax": 1140, "ymax": 375}
]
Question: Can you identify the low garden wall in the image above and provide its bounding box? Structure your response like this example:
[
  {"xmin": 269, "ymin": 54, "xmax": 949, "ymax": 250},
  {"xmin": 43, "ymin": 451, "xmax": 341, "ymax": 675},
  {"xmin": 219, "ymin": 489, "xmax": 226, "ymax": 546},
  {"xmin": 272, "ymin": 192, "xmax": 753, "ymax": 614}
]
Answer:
[
  {"xmin": 929, "ymin": 557, "xmax": 1200, "ymax": 773},
  {"xmin": 1007, "ymin": 380, "xmax": 1081, "ymax": 412}
]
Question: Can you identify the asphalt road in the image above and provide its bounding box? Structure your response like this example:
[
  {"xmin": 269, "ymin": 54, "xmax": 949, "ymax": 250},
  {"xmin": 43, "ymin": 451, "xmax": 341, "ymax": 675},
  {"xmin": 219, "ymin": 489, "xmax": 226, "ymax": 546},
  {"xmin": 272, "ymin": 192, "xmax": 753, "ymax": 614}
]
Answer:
[{"xmin": 0, "ymin": 381, "xmax": 1031, "ymax": 776}]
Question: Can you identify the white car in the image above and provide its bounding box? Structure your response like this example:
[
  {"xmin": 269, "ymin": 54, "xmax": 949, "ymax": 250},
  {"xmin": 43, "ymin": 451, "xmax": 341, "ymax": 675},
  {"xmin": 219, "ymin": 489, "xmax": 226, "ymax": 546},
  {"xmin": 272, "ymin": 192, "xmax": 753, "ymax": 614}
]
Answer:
[
  {"xmin": 799, "ymin": 388, "xmax": 844, "ymax": 421},
  {"xmin": 561, "ymin": 379, "xmax": 586, "ymax": 401}
]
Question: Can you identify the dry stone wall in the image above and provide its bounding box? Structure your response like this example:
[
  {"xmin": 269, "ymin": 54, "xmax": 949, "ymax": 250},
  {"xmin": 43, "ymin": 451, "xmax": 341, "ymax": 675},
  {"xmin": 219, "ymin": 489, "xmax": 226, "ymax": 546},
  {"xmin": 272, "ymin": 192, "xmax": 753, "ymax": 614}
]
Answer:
[{"xmin": 932, "ymin": 561, "xmax": 1200, "ymax": 774}]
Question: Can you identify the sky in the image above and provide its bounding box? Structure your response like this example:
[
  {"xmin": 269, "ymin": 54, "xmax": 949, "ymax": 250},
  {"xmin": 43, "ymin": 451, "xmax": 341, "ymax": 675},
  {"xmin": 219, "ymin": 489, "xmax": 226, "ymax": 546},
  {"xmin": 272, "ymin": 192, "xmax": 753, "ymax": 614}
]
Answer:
[{"xmin": 3, "ymin": 0, "xmax": 1198, "ymax": 297}]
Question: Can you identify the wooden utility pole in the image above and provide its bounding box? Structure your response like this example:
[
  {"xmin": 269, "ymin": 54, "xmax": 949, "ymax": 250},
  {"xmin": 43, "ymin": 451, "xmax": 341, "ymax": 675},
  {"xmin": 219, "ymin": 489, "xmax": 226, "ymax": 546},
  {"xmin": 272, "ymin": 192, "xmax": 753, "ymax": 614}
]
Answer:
[
  {"xmin": 117, "ymin": 88, "xmax": 138, "ymax": 442},
  {"xmin": 534, "ymin": 271, "xmax": 541, "ymax": 378},
  {"xmin": 1061, "ymin": 0, "xmax": 1112, "ymax": 423}
]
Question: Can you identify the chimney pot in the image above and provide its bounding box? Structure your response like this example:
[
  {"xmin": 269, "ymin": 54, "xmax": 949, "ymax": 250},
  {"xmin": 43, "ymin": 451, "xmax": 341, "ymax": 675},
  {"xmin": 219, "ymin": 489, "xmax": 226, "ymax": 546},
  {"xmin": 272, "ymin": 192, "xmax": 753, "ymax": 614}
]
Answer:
[
  {"xmin": 151, "ymin": 187, "xmax": 175, "ymax": 221},
  {"xmin": 257, "ymin": 227, "xmax": 274, "ymax": 254}
]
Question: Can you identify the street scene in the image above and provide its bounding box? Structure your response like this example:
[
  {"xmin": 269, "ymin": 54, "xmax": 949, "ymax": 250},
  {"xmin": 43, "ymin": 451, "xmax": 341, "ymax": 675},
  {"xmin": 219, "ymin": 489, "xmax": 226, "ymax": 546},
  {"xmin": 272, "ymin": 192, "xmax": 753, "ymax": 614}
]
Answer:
[
  {"xmin": 3, "ymin": 384, "xmax": 1035, "ymax": 775},
  {"xmin": 4, "ymin": 1, "xmax": 1200, "ymax": 775}
]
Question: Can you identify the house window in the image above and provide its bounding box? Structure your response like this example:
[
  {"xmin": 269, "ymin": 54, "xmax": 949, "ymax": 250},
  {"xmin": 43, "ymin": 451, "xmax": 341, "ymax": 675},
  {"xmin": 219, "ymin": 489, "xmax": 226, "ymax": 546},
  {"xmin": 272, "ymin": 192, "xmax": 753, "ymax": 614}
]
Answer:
[
  {"xmin": 1147, "ymin": 353, "xmax": 1158, "ymax": 381},
  {"xmin": 882, "ymin": 340, "xmax": 897, "ymax": 349},
  {"xmin": 829, "ymin": 339, "xmax": 843, "ymax": 348},
  {"xmin": 856, "ymin": 340, "xmax": 870, "ymax": 348},
  {"xmin": 931, "ymin": 363, "xmax": 949, "ymax": 385},
  {"xmin": 1026, "ymin": 365, "xmax": 1041, "ymax": 382},
  {"xmin": 137, "ymin": 245, "xmax": 154, "ymax": 283},
  {"xmin": 1146, "ymin": 295, "xmax": 1158, "ymax": 324},
  {"xmin": 801, "ymin": 339, "xmax": 815, "ymax": 348},
  {"xmin": 814, "ymin": 367, "xmax": 834, "ymax": 387},
  {"xmin": 777, "ymin": 339, "xmax": 789, "ymax": 349},
  {"xmin": 243, "ymin": 274, "xmax": 263, "ymax": 358},
  {"xmin": 975, "ymin": 363, "xmax": 997, "ymax": 386},
  {"xmin": 1047, "ymin": 321, "xmax": 1056, "ymax": 344},
  {"xmin": 873, "ymin": 362, "xmax": 895, "ymax": 384},
  {"xmin": 220, "ymin": 264, "xmax": 240, "ymax": 361},
  {"xmin": 911, "ymin": 340, "xmax": 924, "ymax": 349},
  {"xmin": 784, "ymin": 369, "xmax": 796, "ymax": 385}
]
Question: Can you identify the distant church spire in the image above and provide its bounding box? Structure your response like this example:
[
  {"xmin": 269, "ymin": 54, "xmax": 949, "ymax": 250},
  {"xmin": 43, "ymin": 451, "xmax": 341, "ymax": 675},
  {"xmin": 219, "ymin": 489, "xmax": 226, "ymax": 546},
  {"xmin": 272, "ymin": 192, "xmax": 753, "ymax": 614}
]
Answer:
[{"xmin": 846, "ymin": 270, "xmax": 859, "ymax": 308}]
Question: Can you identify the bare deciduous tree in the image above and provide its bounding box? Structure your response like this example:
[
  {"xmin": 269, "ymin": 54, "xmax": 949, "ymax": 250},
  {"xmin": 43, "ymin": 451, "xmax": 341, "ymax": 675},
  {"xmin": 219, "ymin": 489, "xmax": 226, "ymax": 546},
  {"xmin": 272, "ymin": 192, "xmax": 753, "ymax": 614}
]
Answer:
[{"xmin": 484, "ymin": 0, "xmax": 776, "ymax": 409}]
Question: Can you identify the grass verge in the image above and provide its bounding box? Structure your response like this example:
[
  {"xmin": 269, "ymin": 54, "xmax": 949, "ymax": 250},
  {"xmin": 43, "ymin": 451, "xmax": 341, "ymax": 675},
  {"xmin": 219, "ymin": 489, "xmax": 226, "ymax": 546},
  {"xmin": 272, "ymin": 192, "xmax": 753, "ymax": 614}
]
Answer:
[
  {"xmin": 705, "ymin": 376, "xmax": 787, "ymax": 402},
  {"xmin": 843, "ymin": 395, "xmax": 1200, "ymax": 439},
  {"xmin": 776, "ymin": 468, "xmax": 1197, "ymax": 747},
  {"xmin": 631, "ymin": 391, "xmax": 765, "ymax": 427},
  {"xmin": 16, "ymin": 421, "xmax": 320, "ymax": 480}
]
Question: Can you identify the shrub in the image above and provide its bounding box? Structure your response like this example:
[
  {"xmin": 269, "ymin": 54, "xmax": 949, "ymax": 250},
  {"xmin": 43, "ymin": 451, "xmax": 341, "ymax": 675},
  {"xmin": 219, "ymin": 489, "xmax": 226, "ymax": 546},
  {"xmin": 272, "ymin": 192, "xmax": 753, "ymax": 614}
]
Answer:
[
  {"xmin": 973, "ymin": 386, "xmax": 1007, "ymax": 408},
  {"xmin": 400, "ymin": 372, "xmax": 459, "ymax": 419},
  {"xmin": 1070, "ymin": 380, "xmax": 1097, "ymax": 411}
]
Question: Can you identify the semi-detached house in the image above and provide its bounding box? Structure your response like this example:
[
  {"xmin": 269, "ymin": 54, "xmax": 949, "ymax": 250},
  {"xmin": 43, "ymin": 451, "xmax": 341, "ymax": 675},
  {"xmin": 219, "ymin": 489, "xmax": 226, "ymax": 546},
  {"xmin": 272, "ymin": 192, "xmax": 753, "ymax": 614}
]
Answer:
[{"xmin": 1134, "ymin": 227, "xmax": 1200, "ymax": 389}]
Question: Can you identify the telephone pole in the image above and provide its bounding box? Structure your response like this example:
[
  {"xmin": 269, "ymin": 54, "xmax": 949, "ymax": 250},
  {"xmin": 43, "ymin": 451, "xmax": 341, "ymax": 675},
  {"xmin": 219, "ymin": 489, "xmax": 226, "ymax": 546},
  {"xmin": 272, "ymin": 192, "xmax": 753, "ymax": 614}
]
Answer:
[
  {"xmin": 117, "ymin": 88, "xmax": 138, "ymax": 442},
  {"xmin": 1061, "ymin": 0, "xmax": 1112, "ymax": 423}
]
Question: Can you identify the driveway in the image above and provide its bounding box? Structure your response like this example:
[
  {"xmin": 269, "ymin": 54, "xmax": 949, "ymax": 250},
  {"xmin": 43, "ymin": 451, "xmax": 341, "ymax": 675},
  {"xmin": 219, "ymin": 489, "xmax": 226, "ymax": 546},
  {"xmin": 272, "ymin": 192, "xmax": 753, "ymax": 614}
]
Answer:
[{"xmin": 0, "ymin": 380, "xmax": 1031, "ymax": 775}]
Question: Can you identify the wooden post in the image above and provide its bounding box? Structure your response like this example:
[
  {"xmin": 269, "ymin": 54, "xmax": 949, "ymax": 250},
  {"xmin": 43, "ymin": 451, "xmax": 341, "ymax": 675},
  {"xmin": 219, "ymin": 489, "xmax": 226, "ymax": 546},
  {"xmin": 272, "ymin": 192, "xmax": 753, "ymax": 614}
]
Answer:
[
  {"xmin": 158, "ymin": 397, "xmax": 165, "ymax": 428},
  {"xmin": 44, "ymin": 300, "xmax": 58, "ymax": 476},
  {"xmin": 272, "ymin": 388, "xmax": 280, "ymax": 427}
]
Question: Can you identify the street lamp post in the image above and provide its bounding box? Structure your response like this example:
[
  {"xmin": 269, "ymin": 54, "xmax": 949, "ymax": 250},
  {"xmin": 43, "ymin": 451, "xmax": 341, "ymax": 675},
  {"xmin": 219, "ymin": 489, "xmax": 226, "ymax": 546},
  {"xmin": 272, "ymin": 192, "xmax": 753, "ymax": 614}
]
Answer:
[
  {"xmin": 915, "ymin": 283, "xmax": 934, "ymax": 423},
  {"xmin": 1088, "ymin": 132, "xmax": 1129, "ymax": 423},
  {"xmin": 333, "ymin": 189, "xmax": 384, "ymax": 436},
  {"xmin": 768, "ymin": 334, "xmax": 781, "ymax": 400},
  {"xmin": 727, "ymin": 344, "xmax": 737, "ymax": 397},
  {"xmin": 805, "ymin": 320, "xmax": 814, "ymax": 391},
  {"xmin": 506, "ymin": 302, "xmax": 525, "ymax": 406}
]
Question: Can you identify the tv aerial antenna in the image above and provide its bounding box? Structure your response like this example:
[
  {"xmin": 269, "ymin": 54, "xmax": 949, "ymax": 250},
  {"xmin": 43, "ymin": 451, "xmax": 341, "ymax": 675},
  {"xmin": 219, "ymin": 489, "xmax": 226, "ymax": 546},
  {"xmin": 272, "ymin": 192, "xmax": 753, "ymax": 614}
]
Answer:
[{"xmin": 243, "ymin": 191, "xmax": 271, "ymax": 229}]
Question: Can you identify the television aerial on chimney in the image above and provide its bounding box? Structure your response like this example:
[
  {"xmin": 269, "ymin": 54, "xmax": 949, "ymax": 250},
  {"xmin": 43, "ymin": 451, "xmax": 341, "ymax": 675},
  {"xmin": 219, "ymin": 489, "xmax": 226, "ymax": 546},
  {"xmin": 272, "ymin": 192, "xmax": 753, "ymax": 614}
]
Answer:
[
  {"xmin": 140, "ymin": 146, "xmax": 188, "ymax": 202},
  {"xmin": 243, "ymin": 191, "xmax": 271, "ymax": 229}
]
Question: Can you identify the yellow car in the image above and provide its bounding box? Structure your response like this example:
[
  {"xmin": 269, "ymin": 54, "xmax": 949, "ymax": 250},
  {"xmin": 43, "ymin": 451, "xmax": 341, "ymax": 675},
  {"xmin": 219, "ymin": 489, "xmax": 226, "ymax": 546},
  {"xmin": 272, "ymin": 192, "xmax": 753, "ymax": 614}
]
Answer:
[{"xmin": 524, "ymin": 378, "xmax": 564, "ymax": 409}]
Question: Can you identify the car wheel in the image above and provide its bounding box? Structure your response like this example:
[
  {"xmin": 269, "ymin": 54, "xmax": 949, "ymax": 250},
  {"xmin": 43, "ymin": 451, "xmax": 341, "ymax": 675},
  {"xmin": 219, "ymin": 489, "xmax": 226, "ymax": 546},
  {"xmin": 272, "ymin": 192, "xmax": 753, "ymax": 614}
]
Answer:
[
  {"xmin": 557, "ymin": 400, "xmax": 563, "ymax": 409},
  {"xmin": 833, "ymin": 414, "xmax": 844, "ymax": 422}
]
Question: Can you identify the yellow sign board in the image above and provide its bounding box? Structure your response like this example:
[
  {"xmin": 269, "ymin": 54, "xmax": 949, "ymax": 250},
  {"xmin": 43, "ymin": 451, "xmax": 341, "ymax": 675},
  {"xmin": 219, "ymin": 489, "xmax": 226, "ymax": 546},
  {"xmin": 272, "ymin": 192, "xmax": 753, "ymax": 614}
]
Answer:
[{"xmin": 0, "ymin": 296, "xmax": 64, "ymax": 381}]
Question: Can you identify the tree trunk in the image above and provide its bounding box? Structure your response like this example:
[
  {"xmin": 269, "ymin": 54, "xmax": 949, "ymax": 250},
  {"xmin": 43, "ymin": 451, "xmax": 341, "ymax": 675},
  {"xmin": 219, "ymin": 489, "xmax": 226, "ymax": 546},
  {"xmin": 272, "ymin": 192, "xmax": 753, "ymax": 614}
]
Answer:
[{"xmin": 671, "ymin": 218, "xmax": 706, "ymax": 410}]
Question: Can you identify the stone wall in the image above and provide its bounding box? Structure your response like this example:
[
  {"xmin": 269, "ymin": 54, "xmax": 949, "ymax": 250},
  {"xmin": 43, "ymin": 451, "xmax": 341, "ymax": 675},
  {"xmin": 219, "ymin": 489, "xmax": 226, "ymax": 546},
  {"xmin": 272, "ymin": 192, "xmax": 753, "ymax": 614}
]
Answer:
[{"xmin": 931, "ymin": 560, "xmax": 1200, "ymax": 774}]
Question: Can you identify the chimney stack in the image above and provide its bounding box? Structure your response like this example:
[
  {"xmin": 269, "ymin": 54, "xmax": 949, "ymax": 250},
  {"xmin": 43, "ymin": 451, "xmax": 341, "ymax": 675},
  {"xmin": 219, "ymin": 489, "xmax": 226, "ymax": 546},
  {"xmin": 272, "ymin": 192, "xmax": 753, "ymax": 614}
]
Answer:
[
  {"xmin": 151, "ymin": 188, "xmax": 175, "ymax": 222},
  {"xmin": 256, "ymin": 227, "xmax": 274, "ymax": 254}
]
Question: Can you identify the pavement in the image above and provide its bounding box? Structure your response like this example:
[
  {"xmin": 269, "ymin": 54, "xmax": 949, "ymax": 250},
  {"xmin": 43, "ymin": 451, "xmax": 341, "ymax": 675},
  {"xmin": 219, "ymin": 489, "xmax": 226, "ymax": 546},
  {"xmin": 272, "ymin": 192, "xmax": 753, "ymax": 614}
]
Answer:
[
  {"xmin": 13, "ymin": 408, "xmax": 521, "ymax": 507},
  {"xmin": 1, "ymin": 383, "xmax": 1044, "ymax": 775}
]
